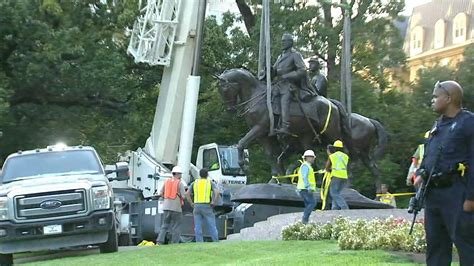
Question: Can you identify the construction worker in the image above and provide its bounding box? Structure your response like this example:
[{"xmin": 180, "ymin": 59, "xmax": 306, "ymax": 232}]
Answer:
[
  {"xmin": 209, "ymin": 162, "xmax": 219, "ymax": 171},
  {"xmin": 376, "ymin": 184, "xmax": 396, "ymax": 207},
  {"xmin": 156, "ymin": 166, "xmax": 186, "ymax": 244},
  {"xmin": 325, "ymin": 140, "xmax": 349, "ymax": 210},
  {"xmin": 406, "ymin": 131, "xmax": 430, "ymax": 186},
  {"xmin": 297, "ymin": 150, "xmax": 317, "ymax": 224},
  {"xmin": 186, "ymin": 168, "xmax": 220, "ymax": 242},
  {"xmin": 414, "ymin": 80, "xmax": 474, "ymax": 265}
]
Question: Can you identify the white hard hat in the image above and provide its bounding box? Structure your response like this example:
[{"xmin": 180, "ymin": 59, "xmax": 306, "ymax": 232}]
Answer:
[
  {"xmin": 302, "ymin": 150, "xmax": 315, "ymax": 158},
  {"xmin": 171, "ymin": 166, "xmax": 182, "ymax": 174}
]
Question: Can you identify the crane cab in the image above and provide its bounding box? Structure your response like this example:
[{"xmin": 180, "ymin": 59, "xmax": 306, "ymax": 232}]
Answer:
[{"xmin": 195, "ymin": 143, "xmax": 247, "ymax": 191}]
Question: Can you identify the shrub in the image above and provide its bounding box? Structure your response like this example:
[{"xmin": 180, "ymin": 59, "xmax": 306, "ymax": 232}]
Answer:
[{"xmin": 281, "ymin": 216, "xmax": 426, "ymax": 253}]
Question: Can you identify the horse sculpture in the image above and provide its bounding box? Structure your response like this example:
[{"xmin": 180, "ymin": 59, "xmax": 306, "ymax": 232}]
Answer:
[{"xmin": 217, "ymin": 68, "xmax": 387, "ymax": 188}]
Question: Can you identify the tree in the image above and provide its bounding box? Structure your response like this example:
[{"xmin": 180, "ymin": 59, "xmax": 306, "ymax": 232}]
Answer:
[
  {"xmin": 234, "ymin": 0, "xmax": 406, "ymax": 84},
  {"xmin": 196, "ymin": 1, "xmax": 408, "ymax": 186},
  {"xmin": 455, "ymin": 44, "xmax": 474, "ymax": 110},
  {"xmin": 194, "ymin": 14, "xmax": 272, "ymax": 183},
  {"xmin": 0, "ymin": 1, "xmax": 160, "ymax": 162}
]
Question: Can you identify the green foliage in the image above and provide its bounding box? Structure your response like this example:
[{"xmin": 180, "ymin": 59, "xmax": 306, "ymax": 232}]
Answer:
[
  {"xmin": 349, "ymin": 44, "xmax": 474, "ymax": 195},
  {"xmin": 282, "ymin": 216, "xmax": 426, "ymax": 253},
  {"xmin": 195, "ymin": 1, "xmax": 408, "ymax": 185},
  {"xmin": 0, "ymin": 0, "xmax": 470, "ymax": 199},
  {"xmin": 455, "ymin": 44, "xmax": 474, "ymax": 110},
  {"xmin": 0, "ymin": 1, "xmax": 159, "ymax": 162}
]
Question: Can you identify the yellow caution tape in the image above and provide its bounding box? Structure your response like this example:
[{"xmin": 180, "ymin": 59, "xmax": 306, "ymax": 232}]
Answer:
[
  {"xmin": 272, "ymin": 174, "xmax": 299, "ymax": 179},
  {"xmin": 272, "ymin": 170, "xmax": 326, "ymax": 184},
  {"xmin": 271, "ymin": 174, "xmax": 298, "ymax": 184},
  {"xmin": 375, "ymin": 192, "xmax": 415, "ymax": 197},
  {"xmin": 273, "ymin": 168, "xmax": 330, "ymax": 210}
]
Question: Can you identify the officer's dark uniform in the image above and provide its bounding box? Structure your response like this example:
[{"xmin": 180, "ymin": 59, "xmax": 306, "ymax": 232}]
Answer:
[{"xmin": 419, "ymin": 109, "xmax": 474, "ymax": 266}]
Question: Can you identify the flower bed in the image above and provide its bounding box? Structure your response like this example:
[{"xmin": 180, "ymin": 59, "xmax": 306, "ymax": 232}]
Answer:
[{"xmin": 282, "ymin": 216, "xmax": 426, "ymax": 253}]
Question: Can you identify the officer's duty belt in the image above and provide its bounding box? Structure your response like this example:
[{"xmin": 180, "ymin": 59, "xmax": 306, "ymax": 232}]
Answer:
[{"xmin": 430, "ymin": 172, "xmax": 464, "ymax": 188}]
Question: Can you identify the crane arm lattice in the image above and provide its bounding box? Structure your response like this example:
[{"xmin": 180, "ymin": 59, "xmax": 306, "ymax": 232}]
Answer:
[{"xmin": 127, "ymin": 0, "xmax": 181, "ymax": 66}]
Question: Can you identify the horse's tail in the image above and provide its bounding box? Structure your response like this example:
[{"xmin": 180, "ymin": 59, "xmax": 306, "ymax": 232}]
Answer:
[
  {"xmin": 369, "ymin": 118, "xmax": 388, "ymax": 160},
  {"xmin": 329, "ymin": 99, "xmax": 353, "ymax": 152}
]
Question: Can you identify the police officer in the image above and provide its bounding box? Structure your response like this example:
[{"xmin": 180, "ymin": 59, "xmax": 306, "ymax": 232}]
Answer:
[{"xmin": 414, "ymin": 80, "xmax": 474, "ymax": 265}]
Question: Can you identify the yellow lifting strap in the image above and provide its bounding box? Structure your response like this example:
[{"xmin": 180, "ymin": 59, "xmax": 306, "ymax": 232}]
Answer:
[
  {"xmin": 319, "ymin": 171, "xmax": 331, "ymax": 210},
  {"xmin": 457, "ymin": 163, "xmax": 467, "ymax": 177},
  {"xmin": 319, "ymin": 98, "xmax": 332, "ymax": 135},
  {"xmin": 137, "ymin": 240, "xmax": 156, "ymax": 246}
]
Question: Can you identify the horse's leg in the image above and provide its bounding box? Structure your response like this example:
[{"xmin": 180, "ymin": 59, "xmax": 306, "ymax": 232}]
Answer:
[
  {"xmin": 277, "ymin": 143, "xmax": 290, "ymax": 166},
  {"xmin": 361, "ymin": 154, "xmax": 382, "ymax": 192},
  {"xmin": 260, "ymin": 137, "xmax": 284, "ymax": 178},
  {"xmin": 300, "ymin": 134, "xmax": 314, "ymax": 151},
  {"xmin": 237, "ymin": 124, "xmax": 266, "ymax": 171}
]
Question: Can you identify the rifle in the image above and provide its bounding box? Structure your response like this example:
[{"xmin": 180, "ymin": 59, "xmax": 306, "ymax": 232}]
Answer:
[{"xmin": 407, "ymin": 145, "xmax": 443, "ymax": 235}]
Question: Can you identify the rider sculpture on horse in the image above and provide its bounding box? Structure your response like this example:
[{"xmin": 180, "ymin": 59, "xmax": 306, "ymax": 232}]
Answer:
[{"xmin": 269, "ymin": 33, "xmax": 318, "ymax": 135}]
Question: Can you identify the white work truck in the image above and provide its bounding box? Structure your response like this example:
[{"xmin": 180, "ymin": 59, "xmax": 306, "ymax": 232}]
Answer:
[{"xmin": 0, "ymin": 144, "xmax": 128, "ymax": 265}]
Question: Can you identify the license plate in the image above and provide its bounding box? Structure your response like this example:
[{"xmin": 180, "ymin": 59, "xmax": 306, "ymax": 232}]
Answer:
[{"xmin": 43, "ymin": 224, "xmax": 62, "ymax": 235}]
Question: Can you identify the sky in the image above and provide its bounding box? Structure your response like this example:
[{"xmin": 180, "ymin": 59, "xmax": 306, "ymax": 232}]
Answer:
[
  {"xmin": 208, "ymin": 1, "xmax": 434, "ymax": 17},
  {"xmin": 403, "ymin": 0, "xmax": 432, "ymax": 15}
]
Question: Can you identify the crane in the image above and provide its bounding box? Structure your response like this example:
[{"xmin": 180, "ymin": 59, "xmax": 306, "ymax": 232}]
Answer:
[{"xmin": 110, "ymin": 0, "xmax": 248, "ymax": 244}]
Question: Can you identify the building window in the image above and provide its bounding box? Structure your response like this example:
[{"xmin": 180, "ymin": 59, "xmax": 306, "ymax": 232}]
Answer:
[
  {"xmin": 453, "ymin": 13, "xmax": 467, "ymax": 44},
  {"xmin": 434, "ymin": 19, "xmax": 445, "ymax": 49},
  {"xmin": 440, "ymin": 58, "xmax": 450, "ymax": 66},
  {"xmin": 411, "ymin": 26, "xmax": 424, "ymax": 56}
]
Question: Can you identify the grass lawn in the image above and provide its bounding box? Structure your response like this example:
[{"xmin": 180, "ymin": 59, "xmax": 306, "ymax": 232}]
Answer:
[{"xmin": 22, "ymin": 240, "xmax": 420, "ymax": 265}]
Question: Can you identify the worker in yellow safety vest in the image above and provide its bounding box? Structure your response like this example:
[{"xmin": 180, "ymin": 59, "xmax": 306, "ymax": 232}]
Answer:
[
  {"xmin": 325, "ymin": 140, "xmax": 349, "ymax": 210},
  {"xmin": 406, "ymin": 131, "xmax": 430, "ymax": 186},
  {"xmin": 297, "ymin": 150, "xmax": 317, "ymax": 224},
  {"xmin": 186, "ymin": 168, "xmax": 220, "ymax": 242},
  {"xmin": 376, "ymin": 184, "xmax": 397, "ymax": 207}
]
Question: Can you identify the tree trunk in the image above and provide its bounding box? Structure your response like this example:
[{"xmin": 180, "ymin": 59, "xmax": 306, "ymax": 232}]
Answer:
[
  {"xmin": 236, "ymin": 0, "xmax": 256, "ymax": 35},
  {"xmin": 321, "ymin": 1, "xmax": 337, "ymax": 81}
]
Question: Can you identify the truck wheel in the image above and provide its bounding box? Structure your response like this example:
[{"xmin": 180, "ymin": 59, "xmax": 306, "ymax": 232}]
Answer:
[
  {"xmin": 180, "ymin": 236, "xmax": 195, "ymax": 243},
  {"xmin": 0, "ymin": 253, "xmax": 13, "ymax": 265},
  {"xmin": 100, "ymin": 223, "xmax": 118, "ymax": 253},
  {"xmin": 118, "ymin": 234, "xmax": 130, "ymax": 246}
]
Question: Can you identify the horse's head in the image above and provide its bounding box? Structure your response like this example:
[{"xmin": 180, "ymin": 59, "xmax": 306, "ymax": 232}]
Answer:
[
  {"xmin": 216, "ymin": 69, "xmax": 247, "ymax": 112},
  {"xmin": 216, "ymin": 68, "xmax": 260, "ymax": 112}
]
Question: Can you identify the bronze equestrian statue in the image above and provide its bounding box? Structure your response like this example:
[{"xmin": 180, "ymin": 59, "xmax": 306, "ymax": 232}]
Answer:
[
  {"xmin": 308, "ymin": 57, "xmax": 328, "ymax": 97},
  {"xmin": 217, "ymin": 68, "xmax": 387, "ymax": 188}
]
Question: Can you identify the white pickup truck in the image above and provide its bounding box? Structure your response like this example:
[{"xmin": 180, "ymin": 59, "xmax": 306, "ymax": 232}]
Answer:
[{"xmin": 0, "ymin": 144, "xmax": 128, "ymax": 265}]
